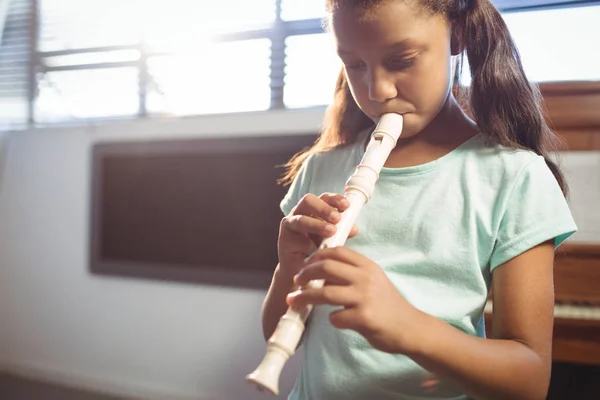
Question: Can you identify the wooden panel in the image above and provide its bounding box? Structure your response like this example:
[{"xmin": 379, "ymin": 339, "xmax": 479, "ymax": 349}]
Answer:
[
  {"xmin": 553, "ymin": 319, "xmax": 600, "ymax": 366},
  {"xmin": 593, "ymin": 131, "xmax": 600, "ymax": 150},
  {"xmin": 555, "ymin": 129, "xmax": 600, "ymax": 151},
  {"xmin": 540, "ymin": 81, "xmax": 600, "ymax": 96},
  {"xmin": 485, "ymin": 243, "xmax": 600, "ymax": 366},
  {"xmin": 539, "ymin": 82, "xmax": 600, "ymax": 151},
  {"xmin": 543, "ymin": 93, "xmax": 600, "ymax": 130},
  {"xmin": 89, "ymin": 134, "xmax": 318, "ymax": 288},
  {"xmin": 555, "ymin": 244, "xmax": 600, "ymax": 304},
  {"xmin": 484, "ymin": 313, "xmax": 600, "ymax": 366}
]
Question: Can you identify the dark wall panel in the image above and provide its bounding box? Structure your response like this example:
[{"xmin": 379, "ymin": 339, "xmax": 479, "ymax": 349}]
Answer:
[{"xmin": 90, "ymin": 133, "xmax": 317, "ymax": 289}]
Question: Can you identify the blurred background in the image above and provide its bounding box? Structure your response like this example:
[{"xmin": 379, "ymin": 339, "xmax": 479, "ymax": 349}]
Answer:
[{"xmin": 0, "ymin": 0, "xmax": 599, "ymax": 399}]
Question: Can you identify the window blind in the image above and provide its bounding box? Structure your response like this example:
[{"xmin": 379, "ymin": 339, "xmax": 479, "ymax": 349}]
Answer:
[{"xmin": 0, "ymin": 0, "xmax": 32, "ymax": 128}]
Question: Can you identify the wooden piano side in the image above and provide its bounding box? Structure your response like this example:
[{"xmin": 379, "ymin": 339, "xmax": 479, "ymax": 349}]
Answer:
[
  {"xmin": 552, "ymin": 244, "xmax": 600, "ymax": 366},
  {"xmin": 539, "ymin": 81, "xmax": 600, "ymax": 151},
  {"xmin": 485, "ymin": 243, "xmax": 600, "ymax": 366}
]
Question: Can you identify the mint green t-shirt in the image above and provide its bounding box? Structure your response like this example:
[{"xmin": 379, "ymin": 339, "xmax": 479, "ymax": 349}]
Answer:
[{"xmin": 280, "ymin": 132, "xmax": 577, "ymax": 400}]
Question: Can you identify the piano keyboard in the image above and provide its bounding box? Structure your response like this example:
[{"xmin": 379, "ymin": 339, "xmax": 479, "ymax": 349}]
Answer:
[{"xmin": 485, "ymin": 300, "xmax": 600, "ymax": 320}]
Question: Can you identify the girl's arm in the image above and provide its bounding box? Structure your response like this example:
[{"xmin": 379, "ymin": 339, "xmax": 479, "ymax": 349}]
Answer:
[{"xmin": 408, "ymin": 240, "xmax": 555, "ymax": 400}]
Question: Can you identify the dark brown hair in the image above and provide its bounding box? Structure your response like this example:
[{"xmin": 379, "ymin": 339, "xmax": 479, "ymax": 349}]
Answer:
[{"xmin": 279, "ymin": 0, "xmax": 568, "ymax": 195}]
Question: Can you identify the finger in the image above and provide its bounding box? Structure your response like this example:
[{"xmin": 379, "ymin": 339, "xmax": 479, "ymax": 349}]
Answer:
[
  {"xmin": 305, "ymin": 246, "xmax": 370, "ymax": 268},
  {"xmin": 293, "ymin": 193, "xmax": 342, "ymax": 225},
  {"xmin": 319, "ymin": 193, "xmax": 351, "ymax": 212},
  {"xmin": 348, "ymin": 224, "xmax": 359, "ymax": 238},
  {"xmin": 283, "ymin": 214, "xmax": 336, "ymax": 238},
  {"xmin": 286, "ymin": 285, "xmax": 357, "ymax": 308},
  {"xmin": 294, "ymin": 260, "xmax": 359, "ymax": 286},
  {"xmin": 307, "ymin": 222, "xmax": 356, "ymax": 247},
  {"xmin": 328, "ymin": 307, "xmax": 361, "ymax": 330},
  {"xmin": 308, "ymin": 232, "xmax": 323, "ymax": 248}
]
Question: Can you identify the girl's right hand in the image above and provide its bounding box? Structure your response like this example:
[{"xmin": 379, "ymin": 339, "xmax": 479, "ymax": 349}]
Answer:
[{"xmin": 278, "ymin": 193, "xmax": 359, "ymax": 277}]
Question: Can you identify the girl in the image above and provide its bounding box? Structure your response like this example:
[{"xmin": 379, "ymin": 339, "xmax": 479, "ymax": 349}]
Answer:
[{"xmin": 261, "ymin": 1, "xmax": 577, "ymax": 399}]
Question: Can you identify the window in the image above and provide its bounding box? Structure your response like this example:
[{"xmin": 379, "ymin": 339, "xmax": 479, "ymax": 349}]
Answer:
[
  {"xmin": 281, "ymin": 0, "xmax": 327, "ymax": 21},
  {"xmin": 503, "ymin": 5, "xmax": 600, "ymax": 82},
  {"xmin": 34, "ymin": 0, "xmax": 276, "ymax": 124},
  {"xmin": 459, "ymin": 5, "xmax": 600, "ymax": 85},
  {"xmin": 0, "ymin": 0, "xmax": 31, "ymax": 130},
  {"xmin": 40, "ymin": 0, "xmax": 276, "ymax": 53},
  {"xmin": 39, "ymin": 0, "xmax": 140, "ymax": 52},
  {"xmin": 1, "ymin": 1, "xmax": 599, "ymax": 130},
  {"xmin": 283, "ymin": 34, "xmax": 341, "ymax": 108},
  {"xmin": 146, "ymin": 40, "xmax": 272, "ymax": 116},
  {"xmin": 36, "ymin": 68, "xmax": 140, "ymax": 122},
  {"xmin": 142, "ymin": 0, "xmax": 276, "ymax": 53}
]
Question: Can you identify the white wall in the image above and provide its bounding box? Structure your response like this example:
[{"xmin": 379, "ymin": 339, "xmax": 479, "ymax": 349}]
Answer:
[
  {"xmin": 0, "ymin": 108, "xmax": 326, "ymax": 400},
  {"xmin": 0, "ymin": 110, "xmax": 598, "ymax": 400},
  {"xmin": 559, "ymin": 151, "xmax": 600, "ymax": 243},
  {"xmin": 0, "ymin": 130, "xmax": 6, "ymax": 182}
]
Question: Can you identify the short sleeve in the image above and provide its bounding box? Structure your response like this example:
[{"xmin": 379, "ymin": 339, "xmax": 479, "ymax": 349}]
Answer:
[
  {"xmin": 279, "ymin": 154, "xmax": 316, "ymax": 216},
  {"xmin": 490, "ymin": 156, "xmax": 578, "ymax": 271}
]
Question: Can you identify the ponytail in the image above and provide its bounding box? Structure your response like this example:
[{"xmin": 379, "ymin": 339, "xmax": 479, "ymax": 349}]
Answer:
[{"xmin": 456, "ymin": 0, "xmax": 568, "ymax": 195}]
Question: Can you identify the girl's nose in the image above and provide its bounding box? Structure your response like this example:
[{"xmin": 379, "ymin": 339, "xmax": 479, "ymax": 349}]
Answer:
[{"xmin": 368, "ymin": 69, "xmax": 398, "ymax": 103}]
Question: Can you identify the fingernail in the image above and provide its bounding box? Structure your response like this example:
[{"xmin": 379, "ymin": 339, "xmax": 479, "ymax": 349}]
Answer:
[
  {"xmin": 329, "ymin": 210, "xmax": 341, "ymax": 221},
  {"xmin": 324, "ymin": 225, "xmax": 336, "ymax": 235},
  {"xmin": 341, "ymin": 199, "xmax": 350, "ymax": 207},
  {"xmin": 286, "ymin": 290, "xmax": 300, "ymax": 304}
]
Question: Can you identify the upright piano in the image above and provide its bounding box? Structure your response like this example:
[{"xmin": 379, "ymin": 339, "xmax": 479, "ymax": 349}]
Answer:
[{"xmin": 485, "ymin": 243, "xmax": 600, "ymax": 365}]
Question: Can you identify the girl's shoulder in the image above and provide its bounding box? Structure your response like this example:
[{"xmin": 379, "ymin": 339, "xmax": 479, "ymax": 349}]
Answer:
[
  {"xmin": 466, "ymin": 134, "xmax": 547, "ymax": 178},
  {"xmin": 453, "ymin": 134, "xmax": 560, "ymax": 208}
]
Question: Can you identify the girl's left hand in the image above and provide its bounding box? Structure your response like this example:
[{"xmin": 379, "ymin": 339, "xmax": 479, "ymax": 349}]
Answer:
[{"xmin": 287, "ymin": 246, "xmax": 426, "ymax": 355}]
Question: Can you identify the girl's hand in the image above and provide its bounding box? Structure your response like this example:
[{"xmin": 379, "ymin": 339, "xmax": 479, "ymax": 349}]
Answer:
[
  {"xmin": 278, "ymin": 193, "xmax": 358, "ymax": 277},
  {"xmin": 287, "ymin": 246, "xmax": 425, "ymax": 355}
]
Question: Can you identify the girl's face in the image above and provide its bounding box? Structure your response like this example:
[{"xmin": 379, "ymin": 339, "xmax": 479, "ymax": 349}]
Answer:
[{"xmin": 331, "ymin": 2, "xmax": 455, "ymax": 138}]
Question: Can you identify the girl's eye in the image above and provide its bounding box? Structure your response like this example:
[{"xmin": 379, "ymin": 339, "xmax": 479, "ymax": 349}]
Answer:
[
  {"xmin": 344, "ymin": 61, "xmax": 366, "ymax": 71},
  {"xmin": 387, "ymin": 57, "xmax": 416, "ymax": 70},
  {"xmin": 343, "ymin": 56, "xmax": 416, "ymax": 72}
]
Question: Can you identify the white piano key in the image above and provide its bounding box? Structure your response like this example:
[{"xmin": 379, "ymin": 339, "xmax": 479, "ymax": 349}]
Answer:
[{"xmin": 485, "ymin": 300, "xmax": 600, "ymax": 321}]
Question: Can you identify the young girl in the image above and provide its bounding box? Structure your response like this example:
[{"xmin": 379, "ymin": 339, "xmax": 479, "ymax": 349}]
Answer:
[{"xmin": 261, "ymin": 1, "xmax": 577, "ymax": 399}]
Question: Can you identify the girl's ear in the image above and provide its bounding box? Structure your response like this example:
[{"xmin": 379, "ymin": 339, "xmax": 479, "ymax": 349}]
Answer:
[{"xmin": 450, "ymin": 23, "xmax": 466, "ymax": 56}]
